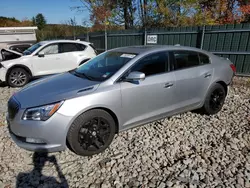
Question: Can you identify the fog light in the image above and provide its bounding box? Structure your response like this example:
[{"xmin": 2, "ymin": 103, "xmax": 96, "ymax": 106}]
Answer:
[{"xmin": 26, "ymin": 138, "xmax": 45, "ymax": 144}]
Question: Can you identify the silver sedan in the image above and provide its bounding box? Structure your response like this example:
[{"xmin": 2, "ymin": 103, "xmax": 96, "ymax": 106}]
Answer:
[{"xmin": 7, "ymin": 45, "xmax": 235, "ymax": 156}]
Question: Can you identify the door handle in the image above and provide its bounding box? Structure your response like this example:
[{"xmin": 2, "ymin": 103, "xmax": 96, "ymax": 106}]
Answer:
[
  {"xmin": 204, "ymin": 73, "xmax": 211, "ymax": 78},
  {"xmin": 164, "ymin": 83, "xmax": 173, "ymax": 88}
]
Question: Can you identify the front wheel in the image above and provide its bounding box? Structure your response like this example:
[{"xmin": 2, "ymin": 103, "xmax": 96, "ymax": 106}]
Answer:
[
  {"xmin": 7, "ymin": 68, "xmax": 30, "ymax": 87},
  {"xmin": 200, "ymin": 83, "xmax": 226, "ymax": 115},
  {"xmin": 67, "ymin": 109, "xmax": 116, "ymax": 156}
]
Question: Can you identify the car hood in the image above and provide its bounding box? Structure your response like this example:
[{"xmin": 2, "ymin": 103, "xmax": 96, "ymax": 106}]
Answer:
[
  {"xmin": 13, "ymin": 72, "xmax": 100, "ymax": 109},
  {"xmin": 0, "ymin": 49, "xmax": 25, "ymax": 65}
]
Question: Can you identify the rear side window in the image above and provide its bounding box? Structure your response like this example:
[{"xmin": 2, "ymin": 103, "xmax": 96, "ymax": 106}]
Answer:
[
  {"xmin": 75, "ymin": 43, "xmax": 86, "ymax": 51},
  {"xmin": 173, "ymin": 51, "xmax": 199, "ymax": 70},
  {"xmin": 199, "ymin": 53, "xmax": 210, "ymax": 65},
  {"xmin": 89, "ymin": 43, "xmax": 98, "ymax": 54},
  {"xmin": 60, "ymin": 43, "xmax": 80, "ymax": 53},
  {"xmin": 131, "ymin": 52, "xmax": 168, "ymax": 76}
]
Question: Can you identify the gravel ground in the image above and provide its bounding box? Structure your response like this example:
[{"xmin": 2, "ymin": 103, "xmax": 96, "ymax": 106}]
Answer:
[{"xmin": 0, "ymin": 77, "xmax": 250, "ymax": 188}]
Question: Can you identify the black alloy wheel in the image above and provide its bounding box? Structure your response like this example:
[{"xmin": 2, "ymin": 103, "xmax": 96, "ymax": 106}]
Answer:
[
  {"xmin": 78, "ymin": 117, "xmax": 111, "ymax": 151},
  {"xmin": 67, "ymin": 109, "xmax": 116, "ymax": 156},
  {"xmin": 199, "ymin": 83, "xmax": 226, "ymax": 115}
]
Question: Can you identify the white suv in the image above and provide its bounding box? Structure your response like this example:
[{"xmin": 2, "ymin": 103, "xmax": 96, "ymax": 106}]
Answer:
[{"xmin": 0, "ymin": 40, "xmax": 97, "ymax": 87}]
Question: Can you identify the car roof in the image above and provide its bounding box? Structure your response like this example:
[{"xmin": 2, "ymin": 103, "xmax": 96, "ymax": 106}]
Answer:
[
  {"xmin": 110, "ymin": 45, "xmax": 212, "ymax": 55},
  {"xmin": 39, "ymin": 40, "xmax": 91, "ymax": 45}
]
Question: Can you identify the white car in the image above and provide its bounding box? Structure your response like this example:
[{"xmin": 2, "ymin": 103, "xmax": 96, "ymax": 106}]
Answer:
[{"xmin": 0, "ymin": 40, "xmax": 97, "ymax": 87}]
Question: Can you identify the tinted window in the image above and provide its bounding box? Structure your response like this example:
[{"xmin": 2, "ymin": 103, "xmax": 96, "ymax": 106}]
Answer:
[
  {"xmin": 89, "ymin": 43, "xmax": 98, "ymax": 54},
  {"xmin": 199, "ymin": 53, "xmax": 210, "ymax": 65},
  {"xmin": 40, "ymin": 44, "xmax": 59, "ymax": 55},
  {"xmin": 61, "ymin": 43, "xmax": 80, "ymax": 53},
  {"xmin": 131, "ymin": 52, "xmax": 168, "ymax": 76},
  {"xmin": 173, "ymin": 51, "xmax": 199, "ymax": 70},
  {"xmin": 76, "ymin": 43, "xmax": 86, "ymax": 51}
]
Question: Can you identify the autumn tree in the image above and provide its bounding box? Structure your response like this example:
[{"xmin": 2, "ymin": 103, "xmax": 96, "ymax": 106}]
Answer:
[
  {"xmin": 72, "ymin": 0, "xmax": 250, "ymax": 30},
  {"xmin": 238, "ymin": 0, "xmax": 250, "ymax": 22}
]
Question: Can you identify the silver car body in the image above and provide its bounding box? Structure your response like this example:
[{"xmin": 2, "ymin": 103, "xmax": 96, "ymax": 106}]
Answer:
[{"xmin": 7, "ymin": 45, "xmax": 234, "ymax": 152}]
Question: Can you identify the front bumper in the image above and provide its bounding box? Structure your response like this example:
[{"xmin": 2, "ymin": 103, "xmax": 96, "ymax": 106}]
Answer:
[
  {"xmin": 7, "ymin": 109, "xmax": 74, "ymax": 153},
  {"xmin": 0, "ymin": 67, "xmax": 7, "ymax": 82}
]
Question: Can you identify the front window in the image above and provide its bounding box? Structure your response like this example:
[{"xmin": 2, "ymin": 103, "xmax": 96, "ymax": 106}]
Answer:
[
  {"xmin": 73, "ymin": 51, "xmax": 137, "ymax": 81},
  {"xmin": 130, "ymin": 52, "xmax": 168, "ymax": 76},
  {"xmin": 23, "ymin": 42, "xmax": 43, "ymax": 55},
  {"xmin": 39, "ymin": 44, "xmax": 59, "ymax": 55}
]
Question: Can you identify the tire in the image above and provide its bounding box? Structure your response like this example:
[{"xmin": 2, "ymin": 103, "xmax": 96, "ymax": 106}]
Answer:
[
  {"xmin": 7, "ymin": 68, "xmax": 30, "ymax": 87},
  {"xmin": 200, "ymin": 83, "xmax": 226, "ymax": 115},
  {"xmin": 67, "ymin": 109, "xmax": 116, "ymax": 156}
]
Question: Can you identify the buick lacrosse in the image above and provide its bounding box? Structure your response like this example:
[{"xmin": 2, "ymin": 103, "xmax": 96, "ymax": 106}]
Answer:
[{"xmin": 7, "ymin": 45, "xmax": 235, "ymax": 156}]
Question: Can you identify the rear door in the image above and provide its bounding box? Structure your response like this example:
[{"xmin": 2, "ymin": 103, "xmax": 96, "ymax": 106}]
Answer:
[
  {"xmin": 120, "ymin": 51, "xmax": 176, "ymax": 128},
  {"xmin": 170, "ymin": 50, "xmax": 213, "ymax": 110},
  {"xmin": 59, "ymin": 42, "xmax": 85, "ymax": 70}
]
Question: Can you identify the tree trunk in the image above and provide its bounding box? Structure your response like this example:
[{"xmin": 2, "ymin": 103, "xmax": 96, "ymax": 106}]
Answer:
[{"xmin": 123, "ymin": 0, "xmax": 129, "ymax": 29}]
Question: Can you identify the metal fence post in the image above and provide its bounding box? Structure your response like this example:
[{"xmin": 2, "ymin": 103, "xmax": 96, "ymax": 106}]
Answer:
[
  {"xmin": 105, "ymin": 30, "xmax": 108, "ymax": 51},
  {"xmin": 86, "ymin": 32, "xmax": 89, "ymax": 42},
  {"xmin": 200, "ymin": 25, "xmax": 205, "ymax": 49},
  {"xmin": 144, "ymin": 28, "xmax": 147, "ymax": 46}
]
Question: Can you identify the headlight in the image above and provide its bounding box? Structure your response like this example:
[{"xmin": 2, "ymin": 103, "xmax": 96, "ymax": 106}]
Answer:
[{"xmin": 22, "ymin": 101, "xmax": 63, "ymax": 121}]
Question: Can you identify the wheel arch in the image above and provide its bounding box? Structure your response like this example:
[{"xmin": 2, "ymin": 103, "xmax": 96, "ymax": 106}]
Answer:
[
  {"xmin": 86, "ymin": 107, "xmax": 119, "ymax": 133},
  {"xmin": 216, "ymin": 80, "xmax": 228, "ymax": 95},
  {"xmin": 66, "ymin": 106, "xmax": 120, "ymax": 136},
  {"xmin": 6, "ymin": 64, "xmax": 32, "ymax": 81}
]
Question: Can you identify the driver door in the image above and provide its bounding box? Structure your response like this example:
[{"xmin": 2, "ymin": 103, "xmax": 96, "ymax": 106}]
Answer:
[
  {"xmin": 32, "ymin": 43, "xmax": 65, "ymax": 76},
  {"xmin": 120, "ymin": 51, "xmax": 176, "ymax": 129}
]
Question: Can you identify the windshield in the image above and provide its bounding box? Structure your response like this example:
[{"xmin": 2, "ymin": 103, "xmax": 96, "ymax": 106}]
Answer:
[
  {"xmin": 74, "ymin": 51, "xmax": 137, "ymax": 81},
  {"xmin": 23, "ymin": 42, "xmax": 43, "ymax": 55}
]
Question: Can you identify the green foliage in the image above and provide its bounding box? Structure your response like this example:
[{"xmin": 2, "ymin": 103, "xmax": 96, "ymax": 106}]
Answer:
[
  {"xmin": 36, "ymin": 24, "xmax": 87, "ymax": 41},
  {"xmin": 35, "ymin": 13, "xmax": 47, "ymax": 30}
]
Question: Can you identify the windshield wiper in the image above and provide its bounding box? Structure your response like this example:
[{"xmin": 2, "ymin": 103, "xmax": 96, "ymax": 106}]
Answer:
[{"xmin": 73, "ymin": 71, "xmax": 94, "ymax": 80}]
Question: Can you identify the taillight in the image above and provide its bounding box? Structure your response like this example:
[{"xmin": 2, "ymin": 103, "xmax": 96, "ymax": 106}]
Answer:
[{"xmin": 230, "ymin": 64, "xmax": 236, "ymax": 73}]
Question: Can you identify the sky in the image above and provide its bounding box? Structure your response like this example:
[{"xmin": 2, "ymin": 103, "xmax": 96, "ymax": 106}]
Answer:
[{"xmin": 1, "ymin": 0, "xmax": 90, "ymax": 25}]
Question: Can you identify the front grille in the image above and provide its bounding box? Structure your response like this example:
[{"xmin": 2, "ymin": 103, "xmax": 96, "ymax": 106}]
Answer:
[{"xmin": 8, "ymin": 97, "xmax": 20, "ymax": 120}]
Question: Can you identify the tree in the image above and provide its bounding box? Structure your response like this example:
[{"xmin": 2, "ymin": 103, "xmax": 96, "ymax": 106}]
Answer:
[
  {"xmin": 72, "ymin": 0, "xmax": 250, "ymax": 30},
  {"xmin": 32, "ymin": 16, "xmax": 36, "ymax": 26},
  {"xmin": 0, "ymin": 16, "xmax": 32, "ymax": 27},
  {"xmin": 35, "ymin": 13, "xmax": 47, "ymax": 30},
  {"xmin": 238, "ymin": 0, "xmax": 250, "ymax": 23}
]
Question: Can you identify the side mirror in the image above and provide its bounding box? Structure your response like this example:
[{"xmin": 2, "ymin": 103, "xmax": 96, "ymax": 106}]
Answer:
[
  {"xmin": 38, "ymin": 51, "xmax": 45, "ymax": 57},
  {"xmin": 125, "ymin": 71, "xmax": 145, "ymax": 82}
]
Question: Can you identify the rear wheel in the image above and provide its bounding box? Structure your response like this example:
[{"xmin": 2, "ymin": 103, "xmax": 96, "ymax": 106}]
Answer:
[
  {"xmin": 200, "ymin": 83, "xmax": 226, "ymax": 115},
  {"xmin": 67, "ymin": 109, "xmax": 116, "ymax": 156},
  {"xmin": 7, "ymin": 68, "xmax": 30, "ymax": 87}
]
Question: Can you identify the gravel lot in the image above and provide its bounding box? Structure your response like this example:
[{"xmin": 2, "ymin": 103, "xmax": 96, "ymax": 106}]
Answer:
[{"xmin": 0, "ymin": 77, "xmax": 250, "ymax": 188}]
